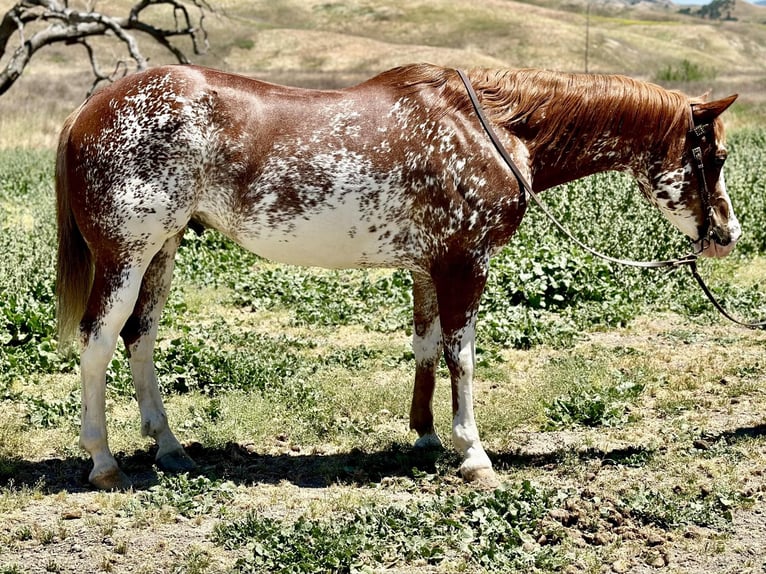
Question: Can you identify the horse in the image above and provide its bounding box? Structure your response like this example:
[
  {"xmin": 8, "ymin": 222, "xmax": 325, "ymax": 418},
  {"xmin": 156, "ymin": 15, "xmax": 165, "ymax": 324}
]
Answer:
[{"xmin": 55, "ymin": 63, "xmax": 740, "ymax": 490}]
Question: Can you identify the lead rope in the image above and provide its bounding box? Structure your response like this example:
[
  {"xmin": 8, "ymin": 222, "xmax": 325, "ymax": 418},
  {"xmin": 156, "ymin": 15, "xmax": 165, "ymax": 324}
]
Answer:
[{"xmin": 455, "ymin": 69, "xmax": 766, "ymax": 329}]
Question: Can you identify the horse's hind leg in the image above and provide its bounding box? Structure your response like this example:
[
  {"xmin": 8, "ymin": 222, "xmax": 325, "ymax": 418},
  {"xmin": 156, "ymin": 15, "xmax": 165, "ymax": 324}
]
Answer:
[
  {"xmin": 80, "ymin": 259, "xmax": 151, "ymax": 490},
  {"xmin": 120, "ymin": 231, "xmax": 195, "ymax": 474},
  {"xmin": 409, "ymin": 271, "xmax": 443, "ymax": 449}
]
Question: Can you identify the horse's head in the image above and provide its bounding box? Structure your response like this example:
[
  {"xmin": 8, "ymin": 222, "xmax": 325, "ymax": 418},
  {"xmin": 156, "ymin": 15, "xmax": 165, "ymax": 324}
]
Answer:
[{"xmin": 645, "ymin": 94, "xmax": 740, "ymax": 258}]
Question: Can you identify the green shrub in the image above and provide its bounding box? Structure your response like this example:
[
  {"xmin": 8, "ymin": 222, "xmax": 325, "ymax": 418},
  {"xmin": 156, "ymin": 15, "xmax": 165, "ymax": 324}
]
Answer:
[{"xmin": 654, "ymin": 59, "xmax": 717, "ymax": 82}]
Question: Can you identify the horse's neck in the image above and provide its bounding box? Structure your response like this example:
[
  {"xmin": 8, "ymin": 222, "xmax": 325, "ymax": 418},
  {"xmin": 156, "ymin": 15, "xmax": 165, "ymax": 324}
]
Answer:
[
  {"xmin": 524, "ymin": 121, "xmax": 649, "ymax": 191},
  {"xmin": 493, "ymin": 73, "xmax": 681, "ymax": 192}
]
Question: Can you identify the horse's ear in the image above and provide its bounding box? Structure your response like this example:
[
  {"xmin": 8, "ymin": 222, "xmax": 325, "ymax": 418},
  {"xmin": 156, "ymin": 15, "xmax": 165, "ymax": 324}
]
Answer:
[{"xmin": 692, "ymin": 94, "xmax": 738, "ymax": 122}]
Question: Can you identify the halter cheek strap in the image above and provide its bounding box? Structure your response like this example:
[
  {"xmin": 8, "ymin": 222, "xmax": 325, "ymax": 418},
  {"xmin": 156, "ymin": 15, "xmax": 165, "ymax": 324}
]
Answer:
[{"xmin": 687, "ymin": 113, "xmax": 714, "ymax": 248}]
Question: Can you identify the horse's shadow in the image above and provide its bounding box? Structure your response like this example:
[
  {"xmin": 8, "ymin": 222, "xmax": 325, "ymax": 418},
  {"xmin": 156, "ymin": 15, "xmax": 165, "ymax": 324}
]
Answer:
[{"xmin": 2, "ymin": 422, "xmax": 765, "ymax": 494}]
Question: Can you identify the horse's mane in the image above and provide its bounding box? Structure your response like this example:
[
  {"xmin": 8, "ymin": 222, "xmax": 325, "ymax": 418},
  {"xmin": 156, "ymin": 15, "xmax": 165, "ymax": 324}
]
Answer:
[{"xmin": 374, "ymin": 64, "xmax": 693, "ymax": 157}]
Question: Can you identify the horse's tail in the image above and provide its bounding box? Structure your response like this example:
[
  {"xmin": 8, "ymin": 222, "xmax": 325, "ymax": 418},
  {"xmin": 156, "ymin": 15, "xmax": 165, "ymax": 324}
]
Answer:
[{"xmin": 56, "ymin": 104, "xmax": 93, "ymax": 352}]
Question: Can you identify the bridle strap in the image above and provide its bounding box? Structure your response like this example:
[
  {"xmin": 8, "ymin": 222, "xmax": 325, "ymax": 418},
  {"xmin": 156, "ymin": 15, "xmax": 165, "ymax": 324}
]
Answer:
[
  {"xmin": 689, "ymin": 261, "xmax": 766, "ymax": 328},
  {"xmin": 456, "ymin": 68, "xmax": 766, "ymax": 329}
]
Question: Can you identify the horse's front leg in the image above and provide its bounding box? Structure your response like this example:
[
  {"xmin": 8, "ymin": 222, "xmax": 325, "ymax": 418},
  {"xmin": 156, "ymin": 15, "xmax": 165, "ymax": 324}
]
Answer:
[
  {"xmin": 121, "ymin": 232, "xmax": 195, "ymax": 474},
  {"xmin": 433, "ymin": 258, "xmax": 497, "ymax": 485},
  {"xmin": 409, "ymin": 271, "xmax": 443, "ymax": 449}
]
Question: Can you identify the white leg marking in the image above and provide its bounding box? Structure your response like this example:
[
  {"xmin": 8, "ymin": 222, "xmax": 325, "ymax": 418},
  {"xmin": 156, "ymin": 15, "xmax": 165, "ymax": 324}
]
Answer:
[
  {"xmin": 129, "ymin": 351, "xmax": 184, "ymax": 459},
  {"xmin": 449, "ymin": 325, "xmax": 493, "ymax": 477},
  {"xmin": 79, "ymin": 267, "xmax": 145, "ymax": 485},
  {"xmin": 127, "ymin": 236, "xmax": 185, "ymax": 460},
  {"xmin": 412, "ymin": 316, "xmax": 444, "ymax": 449}
]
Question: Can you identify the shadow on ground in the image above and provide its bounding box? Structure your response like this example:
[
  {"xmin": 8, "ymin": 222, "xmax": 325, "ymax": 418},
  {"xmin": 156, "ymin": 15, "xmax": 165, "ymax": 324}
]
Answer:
[{"xmin": 2, "ymin": 423, "xmax": 764, "ymax": 493}]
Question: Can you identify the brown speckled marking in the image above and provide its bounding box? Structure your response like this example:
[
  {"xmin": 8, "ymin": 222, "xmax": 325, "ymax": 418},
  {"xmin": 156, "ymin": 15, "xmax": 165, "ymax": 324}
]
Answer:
[{"xmin": 55, "ymin": 64, "xmax": 740, "ymax": 488}]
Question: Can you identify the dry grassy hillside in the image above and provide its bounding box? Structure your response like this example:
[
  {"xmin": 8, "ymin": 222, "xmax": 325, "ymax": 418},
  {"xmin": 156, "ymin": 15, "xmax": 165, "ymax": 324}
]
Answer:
[{"xmin": 0, "ymin": 0, "xmax": 764, "ymax": 147}]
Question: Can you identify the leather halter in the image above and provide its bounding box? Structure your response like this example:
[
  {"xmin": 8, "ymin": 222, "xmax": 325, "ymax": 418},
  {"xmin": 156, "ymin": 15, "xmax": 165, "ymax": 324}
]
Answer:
[
  {"xmin": 687, "ymin": 117, "xmax": 715, "ymax": 249},
  {"xmin": 456, "ymin": 69, "xmax": 766, "ymax": 329}
]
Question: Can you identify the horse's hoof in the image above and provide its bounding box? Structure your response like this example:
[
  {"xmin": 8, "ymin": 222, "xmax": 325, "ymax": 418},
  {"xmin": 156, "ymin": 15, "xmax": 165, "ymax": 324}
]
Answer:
[
  {"xmin": 413, "ymin": 432, "xmax": 443, "ymax": 450},
  {"xmin": 156, "ymin": 449, "xmax": 197, "ymax": 473},
  {"xmin": 459, "ymin": 466, "xmax": 500, "ymax": 489},
  {"xmin": 90, "ymin": 467, "xmax": 132, "ymax": 491}
]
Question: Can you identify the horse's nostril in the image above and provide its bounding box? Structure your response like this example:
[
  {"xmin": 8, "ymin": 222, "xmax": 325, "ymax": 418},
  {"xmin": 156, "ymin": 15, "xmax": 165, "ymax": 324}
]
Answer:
[{"xmin": 711, "ymin": 227, "xmax": 731, "ymax": 246}]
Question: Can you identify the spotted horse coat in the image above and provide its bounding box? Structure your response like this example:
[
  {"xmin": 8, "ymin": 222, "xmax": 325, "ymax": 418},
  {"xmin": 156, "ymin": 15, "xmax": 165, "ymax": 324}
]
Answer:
[{"xmin": 56, "ymin": 63, "xmax": 740, "ymax": 489}]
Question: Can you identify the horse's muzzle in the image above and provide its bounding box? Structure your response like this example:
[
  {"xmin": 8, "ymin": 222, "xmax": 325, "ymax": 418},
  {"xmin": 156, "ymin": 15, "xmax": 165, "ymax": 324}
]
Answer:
[{"xmin": 695, "ymin": 223, "xmax": 741, "ymax": 258}]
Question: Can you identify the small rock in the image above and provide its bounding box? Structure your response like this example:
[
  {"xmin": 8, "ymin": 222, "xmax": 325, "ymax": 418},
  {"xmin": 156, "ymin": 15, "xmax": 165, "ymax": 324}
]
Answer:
[
  {"xmin": 612, "ymin": 559, "xmax": 630, "ymax": 573},
  {"xmin": 570, "ymin": 532, "xmax": 588, "ymax": 548},
  {"xmin": 549, "ymin": 508, "xmax": 573, "ymax": 526},
  {"xmin": 693, "ymin": 439, "xmax": 712, "ymax": 450},
  {"xmin": 646, "ymin": 551, "xmax": 666, "ymax": 568},
  {"xmin": 661, "ymin": 548, "xmax": 673, "ymax": 564},
  {"xmin": 616, "ymin": 525, "xmax": 639, "ymax": 540},
  {"xmin": 62, "ymin": 509, "xmax": 82, "ymax": 520},
  {"xmin": 593, "ymin": 532, "xmax": 610, "ymax": 546},
  {"xmin": 607, "ymin": 510, "xmax": 624, "ymax": 527},
  {"xmin": 102, "ymin": 536, "xmax": 114, "ymax": 546},
  {"xmin": 646, "ymin": 532, "xmax": 665, "ymax": 547},
  {"xmin": 70, "ymin": 544, "xmax": 82, "ymax": 554},
  {"xmin": 683, "ymin": 526, "xmax": 704, "ymax": 539}
]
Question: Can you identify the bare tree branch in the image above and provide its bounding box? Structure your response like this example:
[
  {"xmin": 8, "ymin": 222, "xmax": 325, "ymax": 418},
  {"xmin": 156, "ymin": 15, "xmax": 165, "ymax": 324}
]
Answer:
[{"xmin": 0, "ymin": 0, "xmax": 212, "ymax": 97}]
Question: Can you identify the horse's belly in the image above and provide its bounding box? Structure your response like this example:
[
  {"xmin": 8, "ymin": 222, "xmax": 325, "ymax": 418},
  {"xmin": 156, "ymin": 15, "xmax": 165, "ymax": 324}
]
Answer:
[{"xmin": 229, "ymin": 199, "xmax": 415, "ymax": 269}]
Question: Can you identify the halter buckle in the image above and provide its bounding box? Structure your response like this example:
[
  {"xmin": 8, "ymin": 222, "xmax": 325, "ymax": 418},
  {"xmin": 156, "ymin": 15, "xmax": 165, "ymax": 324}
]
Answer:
[
  {"xmin": 692, "ymin": 146, "xmax": 704, "ymax": 164},
  {"xmin": 690, "ymin": 123, "xmax": 710, "ymax": 139}
]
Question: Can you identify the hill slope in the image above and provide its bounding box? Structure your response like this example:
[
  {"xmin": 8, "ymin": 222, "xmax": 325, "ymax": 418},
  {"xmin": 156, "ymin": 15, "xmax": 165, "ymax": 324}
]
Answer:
[
  {"xmin": 1, "ymin": 0, "xmax": 764, "ymax": 147},
  {"xmin": 204, "ymin": 0, "xmax": 766, "ymax": 79}
]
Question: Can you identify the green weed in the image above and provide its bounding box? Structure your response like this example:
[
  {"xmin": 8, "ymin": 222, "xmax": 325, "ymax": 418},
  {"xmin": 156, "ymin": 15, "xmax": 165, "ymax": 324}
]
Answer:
[
  {"xmin": 24, "ymin": 390, "xmax": 80, "ymax": 428},
  {"xmin": 136, "ymin": 472, "xmax": 237, "ymax": 519},
  {"xmin": 544, "ymin": 381, "xmax": 644, "ymax": 429},
  {"xmin": 540, "ymin": 355, "xmax": 647, "ymax": 430},
  {"xmin": 215, "ymin": 481, "xmax": 563, "ymax": 573},
  {"xmin": 624, "ymin": 484, "xmax": 748, "ymax": 530}
]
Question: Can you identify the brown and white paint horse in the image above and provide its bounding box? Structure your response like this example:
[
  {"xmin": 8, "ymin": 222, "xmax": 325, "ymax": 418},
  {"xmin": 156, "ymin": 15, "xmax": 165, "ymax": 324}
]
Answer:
[{"xmin": 56, "ymin": 63, "xmax": 739, "ymax": 489}]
